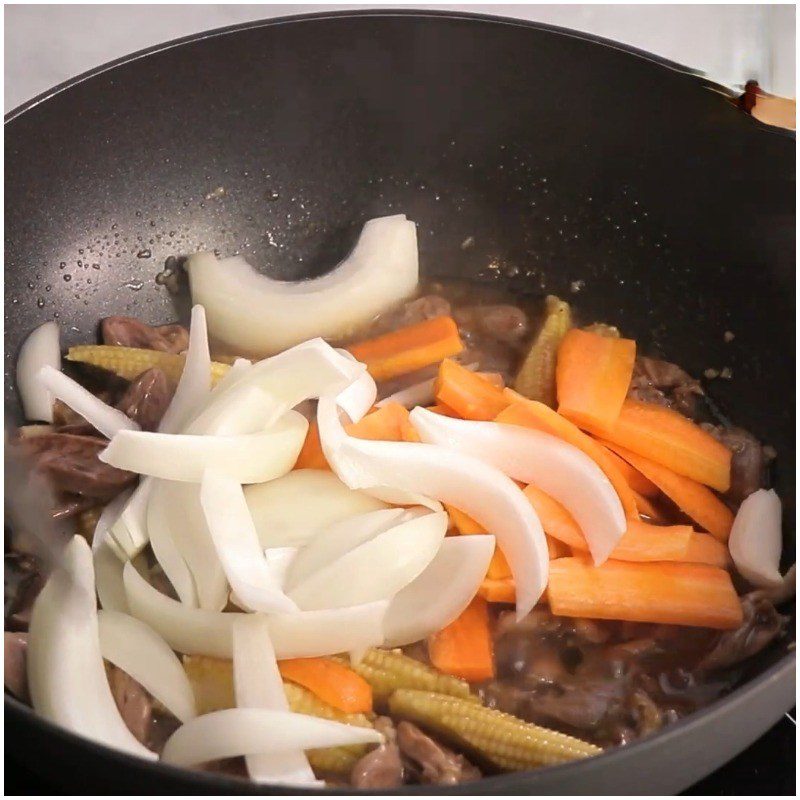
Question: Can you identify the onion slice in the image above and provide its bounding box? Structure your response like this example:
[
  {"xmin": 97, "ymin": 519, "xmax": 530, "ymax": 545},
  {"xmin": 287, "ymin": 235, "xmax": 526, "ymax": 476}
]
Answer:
[
  {"xmin": 99, "ymin": 408, "xmax": 307, "ymax": 483},
  {"xmin": 383, "ymin": 534, "xmax": 495, "ymax": 647},
  {"xmin": 729, "ymin": 489, "xmax": 786, "ymax": 588},
  {"xmin": 17, "ymin": 321, "xmax": 61, "ymax": 422},
  {"xmin": 162, "ymin": 707, "xmax": 382, "ymax": 768},
  {"xmin": 98, "ymin": 609, "xmax": 197, "ymax": 722},
  {"xmin": 200, "ymin": 469, "xmax": 297, "ymax": 613},
  {"xmin": 109, "ymin": 477, "xmax": 153, "ymax": 557},
  {"xmin": 38, "ymin": 365, "xmax": 139, "ymax": 439},
  {"xmin": 27, "ymin": 536, "xmax": 156, "ymax": 759},
  {"xmin": 410, "ymin": 408, "xmax": 626, "ymax": 565},
  {"xmin": 232, "ymin": 616, "xmax": 319, "ymax": 786},
  {"xmin": 94, "ymin": 542, "xmax": 130, "ymax": 613},
  {"xmin": 318, "ymin": 396, "xmax": 547, "ymax": 618}
]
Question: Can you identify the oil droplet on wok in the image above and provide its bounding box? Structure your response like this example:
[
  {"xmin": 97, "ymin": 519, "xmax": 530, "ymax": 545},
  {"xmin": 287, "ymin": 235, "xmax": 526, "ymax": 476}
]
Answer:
[
  {"xmin": 266, "ymin": 190, "xmax": 280, "ymax": 201},
  {"xmin": 36, "ymin": 298, "xmax": 45, "ymax": 308},
  {"xmin": 125, "ymin": 280, "xmax": 144, "ymax": 291},
  {"xmin": 63, "ymin": 274, "xmax": 72, "ymax": 282},
  {"xmin": 137, "ymin": 249, "xmax": 152, "ymax": 259}
]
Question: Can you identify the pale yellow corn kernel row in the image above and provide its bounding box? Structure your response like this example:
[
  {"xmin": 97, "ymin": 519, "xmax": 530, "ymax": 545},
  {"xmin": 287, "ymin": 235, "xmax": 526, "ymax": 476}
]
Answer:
[
  {"xmin": 388, "ymin": 690, "xmax": 601, "ymax": 770},
  {"xmin": 66, "ymin": 345, "xmax": 230, "ymax": 385}
]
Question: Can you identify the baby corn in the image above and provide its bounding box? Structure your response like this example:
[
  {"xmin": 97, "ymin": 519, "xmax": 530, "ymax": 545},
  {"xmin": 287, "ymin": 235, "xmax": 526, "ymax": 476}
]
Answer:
[{"xmin": 388, "ymin": 690, "xmax": 601, "ymax": 770}]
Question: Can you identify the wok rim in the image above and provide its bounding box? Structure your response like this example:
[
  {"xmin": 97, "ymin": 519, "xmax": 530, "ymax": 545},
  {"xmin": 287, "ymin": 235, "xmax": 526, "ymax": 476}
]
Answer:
[{"xmin": 4, "ymin": 6, "xmax": 795, "ymax": 794}]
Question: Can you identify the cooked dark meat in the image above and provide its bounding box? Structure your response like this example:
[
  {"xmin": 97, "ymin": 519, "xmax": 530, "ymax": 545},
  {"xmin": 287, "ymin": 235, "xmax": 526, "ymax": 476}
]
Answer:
[
  {"xmin": 101, "ymin": 316, "xmax": 189, "ymax": 353},
  {"xmin": 350, "ymin": 716, "xmax": 404, "ymax": 789},
  {"xmin": 4, "ymin": 552, "xmax": 44, "ymax": 631},
  {"xmin": 4, "ymin": 631, "xmax": 29, "ymax": 700},
  {"xmin": 369, "ymin": 295, "xmax": 452, "ymax": 336},
  {"xmin": 628, "ymin": 356, "xmax": 703, "ymax": 418},
  {"xmin": 453, "ymin": 305, "xmax": 529, "ymax": 344},
  {"xmin": 106, "ymin": 663, "xmax": 152, "ymax": 745},
  {"xmin": 396, "ymin": 720, "xmax": 481, "ymax": 785},
  {"xmin": 15, "ymin": 433, "xmax": 136, "ymax": 501},
  {"xmin": 697, "ymin": 592, "xmax": 786, "ymax": 672},
  {"xmin": 116, "ymin": 368, "xmax": 173, "ymax": 431},
  {"xmin": 702, "ymin": 424, "xmax": 765, "ymax": 506}
]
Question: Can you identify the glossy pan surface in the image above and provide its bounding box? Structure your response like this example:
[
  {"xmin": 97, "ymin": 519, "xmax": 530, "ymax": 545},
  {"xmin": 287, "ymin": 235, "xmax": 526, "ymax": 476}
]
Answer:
[{"xmin": 4, "ymin": 10, "xmax": 795, "ymax": 794}]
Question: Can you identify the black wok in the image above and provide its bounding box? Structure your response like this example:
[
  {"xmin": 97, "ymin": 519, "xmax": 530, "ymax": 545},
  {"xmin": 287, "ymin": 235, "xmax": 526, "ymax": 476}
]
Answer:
[{"xmin": 4, "ymin": 9, "xmax": 795, "ymax": 795}]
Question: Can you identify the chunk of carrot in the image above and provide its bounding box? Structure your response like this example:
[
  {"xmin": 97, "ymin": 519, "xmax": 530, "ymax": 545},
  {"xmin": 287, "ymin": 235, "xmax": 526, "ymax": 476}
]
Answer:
[
  {"xmin": 348, "ymin": 316, "xmax": 464, "ymax": 382},
  {"xmin": 546, "ymin": 535, "xmax": 572, "ymax": 560},
  {"xmin": 600, "ymin": 442, "xmax": 734, "ymax": 541},
  {"xmin": 478, "ymin": 578, "xmax": 516, "ymax": 604},
  {"xmin": 435, "ymin": 359, "xmax": 511, "ymax": 421},
  {"xmin": 630, "ymin": 490, "xmax": 665, "ymax": 522},
  {"xmin": 547, "ymin": 557, "xmax": 743, "ymax": 629},
  {"xmin": 556, "ymin": 328, "xmax": 636, "ymax": 431},
  {"xmin": 294, "ymin": 420, "xmax": 330, "ymax": 470},
  {"xmin": 601, "ymin": 444, "xmax": 659, "ymax": 498},
  {"xmin": 429, "ymin": 596, "xmax": 495, "ymax": 681},
  {"xmin": 278, "ymin": 657, "xmax": 373, "ymax": 713},
  {"xmin": 574, "ymin": 399, "xmax": 732, "ymax": 492},
  {"xmin": 682, "ymin": 532, "xmax": 731, "ymax": 568},
  {"xmin": 346, "ymin": 402, "xmax": 410, "ymax": 442},
  {"xmin": 425, "ymin": 403, "xmax": 460, "ymax": 418}
]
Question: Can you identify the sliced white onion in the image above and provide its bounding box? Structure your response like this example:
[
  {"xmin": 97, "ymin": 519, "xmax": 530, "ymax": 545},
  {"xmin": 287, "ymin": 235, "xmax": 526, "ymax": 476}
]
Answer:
[
  {"xmin": 262, "ymin": 547, "xmax": 298, "ymax": 589},
  {"xmin": 384, "ymin": 534, "xmax": 495, "ymax": 647},
  {"xmin": 245, "ymin": 469, "xmax": 389, "ymax": 549},
  {"xmin": 187, "ymin": 214, "xmax": 418, "ymax": 356},
  {"xmin": 91, "ymin": 487, "xmax": 134, "ymax": 554},
  {"xmin": 410, "ymin": 408, "xmax": 626, "ymax": 565},
  {"xmin": 200, "ymin": 469, "xmax": 297, "ymax": 614},
  {"xmin": 93, "ymin": 542, "xmax": 130, "ymax": 613},
  {"xmin": 37, "ymin": 365, "xmax": 139, "ymax": 439},
  {"xmin": 162, "ymin": 707, "xmax": 382, "ymax": 768},
  {"xmin": 318, "ymin": 395, "xmax": 547, "ymax": 619},
  {"xmin": 99, "ymin": 408, "xmax": 308, "ymax": 483},
  {"xmin": 27, "ymin": 536, "xmax": 155, "ymax": 759},
  {"xmin": 729, "ymin": 489, "xmax": 785, "ymax": 588},
  {"xmin": 288, "ymin": 510, "xmax": 446, "ymax": 610},
  {"xmin": 17, "ymin": 321, "xmax": 61, "ymax": 422},
  {"xmin": 157, "ymin": 305, "xmax": 211, "ymax": 434},
  {"xmin": 109, "ymin": 477, "xmax": 153, "ymax": 557},
  {"xmin": 124, "ymin": 563, "xmax": 387, "ymax": 659},
  {"xmin": 232, "ymin": 616, "xmax": 319, "ymax": 786},
  {"xmin": 97, "ymin": 609, "xmax": 197, "ymax": 722}
]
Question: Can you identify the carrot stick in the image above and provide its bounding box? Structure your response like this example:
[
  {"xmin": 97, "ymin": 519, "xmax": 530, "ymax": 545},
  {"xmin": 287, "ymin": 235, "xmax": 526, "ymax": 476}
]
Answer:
[
  {"xmin": 682, "ymin": 532, "xmax": 731, "ymax": 568},
  {"xmin": 278, "ymin": 657, "xmax": 373, "ymax": 713},
  {"xmin": 425, "ymin": 403, "xmax": 460, "ymax": 418},
  {"xmin": 346, "ymin": 402, "xmax": 410, "ymax": 442},
  {"xmin": 523, "ymin": 484, "xmax": 586, "ymax": 549},
  {"xmin": 429, "ymin": 596, "xmax": 495, "ymax": 681},
  {"xmin": 572, "ymin": 399, "xmax": 732, "ymax": 492},
  {"xmin": 630, "ymin": 490, "xmax": 665, "ymax": 522},
  {"xmin": 347, "ymin": 316, "xmax": 464, "ymax": 382},
  {"xmin": 294, "ymin": 420, "xmax": 330, "ymax": 470},
  {"xmin": 546, "ymin": 535, "xmax": 571, "ymax": 560},
  {"xmin": 556, "ymin": 328, "xmax": 636, "ymax": 431},
  {"xmin": 487, "ymin": 547, "xmax": 512, "ymax": 579},
  {"xmin": 601, "ymin": 445, "xmax": 659, "ymax": 498},
  {"xmin": 478, "ymin": 372, "xmax": 505, "ymax": 389},
  {"xmin": 600, "ymin": 442, "xmax": 734, "ymax": 541},
  {"xmin": 478, "ymin": 578, "xmax": 516, "ymax": 604},
  {"xmin": 445, "ymin": 505, "xmax": 510, "ymax": 578},
  {"xmin": 547, "ymin": 558, "xmax": 743, "ymax": 629},
  {"xmin": 497, "ymin": 394, "xmax": 639, "ymax": 519},
  {"xmin": 435, "ymin": 359, "xmax": 511, "ymax": 421}
]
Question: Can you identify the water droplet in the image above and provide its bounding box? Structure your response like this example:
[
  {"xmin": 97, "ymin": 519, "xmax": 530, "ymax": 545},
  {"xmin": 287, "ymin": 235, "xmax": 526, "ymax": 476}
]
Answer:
[
  {"xmin": 36, "ymin": 298, "xmax": 45, "ymax": 308},
  {"xmin": 59, "ymin": 262, "xmax": 66, "ymax": 269},
  {"xmin": 45, "ymin": 284, "xmax": 52, "ymax": 292},
  {"xmin": 92, "ymin": 263, "xmax": 100, "ymax": 270},
  {"xmin": 125, "ymin": 280, "xmax": 144, "ymax": 291},
  {"xmin": 27, "ymin": 280, "xmax": 34, "ymax": 289},
  {"xmin": 63, "ymin": 274, "xmax": 72, "ymax": 282},
  {"xmin": 137, "ymin": 249, "xmax": 152, "ymax": 259},
  {"xmin": 266, "ymin": 190, "xmax": 280, "ymax": 201}
]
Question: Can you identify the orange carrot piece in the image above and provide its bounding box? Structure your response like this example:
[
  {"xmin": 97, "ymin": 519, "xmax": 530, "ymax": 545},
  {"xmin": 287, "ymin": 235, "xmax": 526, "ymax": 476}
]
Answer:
[
  {"xmin": 523, "ymin": 484, "xmax": 587, "ymax": 549},
  {"xmin": 556, "ymin": 328, "xmax": 636, "ymax": 431},
  {"xmin": 547, "ymin": 557, "xmax": 743, "ymax": 629},
  {"xmin": 429, "ymin": 596, "xmax": 495, "ymax": 681},
  {"xmin": 347, "ymin": 316, "xmax": 464, "ymax": 382},
  {"xmin": 346, "ymin": 402, "xmax": 409, "ymax": 442},
  {"xmin": 446, "ymin": 505, "xmax": 486, "ymax": 535},
  {"xmin": 487, "ymin": 547, "xmax": 512, "ymax": 579},
  {"xmin": 478, "ymin": 372, "xmax": 505, "ymax": 389},
  {"xmin": 601, "ymin": 442, "xmax": 734, "ymax": 542},
  {"xmin": 478, "ymin": 578, "xmax": 516, "ymax": 604},
  {"xmin": 682, "ymin": 532, "xmax": 731, "ymax": 568},
  {"xmin": 601, "ymin": 445, "xmax": 659, "ymax": 497},
  {"xmin": 435, "ymin": 359, "xmax": 511, "ymax": 421},
  {"xmin": 497, "ymin": 395, "xmax": 639, "ymax": 519},
  {"xmin": 278, "ymin": 657, "xmax": 373, "ymax": 713},
  {"xmin": 425, "ymin": 403, "xmax": 460, "ymax": 418},
  {"xmin": 575, "ymin": 399, "xmax": 732, "ymax": 492},
  {"xmin": 546, "ymin": 535, "xmax": 571, "ymax": 560},
  {"xmin": 630, "ymin": 490, "xmax": 665, "ymax": 522},
  {"xmin": 294, "ymin": 420, "xmax": 330, "ymax": 470}
]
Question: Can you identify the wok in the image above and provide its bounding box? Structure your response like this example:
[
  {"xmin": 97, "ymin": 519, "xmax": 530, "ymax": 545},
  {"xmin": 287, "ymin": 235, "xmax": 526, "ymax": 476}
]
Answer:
[{"xmin": 4, "ymin": 9, "xmax": 795, "ymax": 795}]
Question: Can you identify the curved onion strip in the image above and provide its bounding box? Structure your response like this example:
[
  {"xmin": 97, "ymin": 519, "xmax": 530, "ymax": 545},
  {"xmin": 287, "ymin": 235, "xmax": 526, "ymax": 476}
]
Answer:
[
  {"xmin": 158, "ymin": 305, "xmax": 211, "ymax": 434},
  {"xmin": 94, "ymin": 542, "xmax": 130, "ymax": 613},
  {"xmin": 99, "ymin": 409, "xmax": 308, "ymax": 483},
  {"xmin": 109, "ymin": 477, "xmax": 153, "ymax": 557},
  {"xmin": 232, "ymin": 617, "xmax": 319, "ymax": 786},
  {"xmin": 147, "ymin": 480, "xmax": 198, "ymax": 607},
  {"xmin": 38, "ymin": 365, "xmax": 139, "ymax": 439},
  {"xmin": 91, "ymin": 488, "xmax": 133, "ymax": 555},
  {"xmin": 27, "ymin": 536, "xmax": 156, "ymax": 759},
  {"xmin": 384, "ymin": 534, "xmax": 495, "ymax": 647},
  {"xmin": 411, "ymin": 408, "xmax": 626, "ymax": 565},
  {"xmin": 318, "ymin": 396, "xmax": 547, "ymax": 619},
  {"xmin": 97, "ymin": 609, "xmax": 197, "ymax": 722},
  {"xmin": 288, "ymin": 511, "xmax": 447, "ymax": 610},
  {"xmin": 187, "ymin": 214, "xmax": 418, "ymax": 356},
  {"xmin": 230, "ymin": 549, "xmax": 299, "ymax": 607},
  {"xmin": 17, "ymin": 321, "xmax": 61, "ymax": 422},
  {"xmin": 123, "ymin": 563, "xmax": 387, "ymax": 659},
  {"xmin": 729, "ymin": 489, "xmax": 785, "ymax": 588},
  {"xmin": 200, "ymin": 469, "xmax": 297, "ymax": 614},
  {"xmin": 244, "ymin": 469, "xmax": 389, "ymax": 549},
  {"xmin": 162, "ymin": 707, "xmax": 382, "ymax": 768},
  {"xmin": 285, "ymin": 507, "xmax": 410, "ymax": 589}
]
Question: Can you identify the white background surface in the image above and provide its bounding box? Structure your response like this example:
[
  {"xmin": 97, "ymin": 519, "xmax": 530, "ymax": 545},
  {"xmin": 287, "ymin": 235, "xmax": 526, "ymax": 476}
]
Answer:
[{"xmin": 4, "ymin": 3, "xmax": 796, "ymax": 113}]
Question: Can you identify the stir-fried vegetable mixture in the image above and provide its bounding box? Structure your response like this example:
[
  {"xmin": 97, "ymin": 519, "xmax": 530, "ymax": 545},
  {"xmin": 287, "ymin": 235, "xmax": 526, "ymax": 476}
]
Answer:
[{"xmin": 6, "ymin": 214, "xmax": 793, "ymax": 788}]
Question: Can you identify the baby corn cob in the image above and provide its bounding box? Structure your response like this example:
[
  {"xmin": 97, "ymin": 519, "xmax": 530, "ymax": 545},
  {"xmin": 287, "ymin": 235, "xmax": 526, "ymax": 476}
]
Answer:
[
  {"xmin": 66, "ymin": 345, "xmax": 230, "ymax": 385},
  {"xmin": 342, "ymin": 648, "xmax": 477, "ymax": 705},
  {"xmin": 388, "ymin": 690, "xmax": 601, "ymax": 770},
  {"xmin": 514, "ymin": 295, "xmax": 572, "ymax": 406}
]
